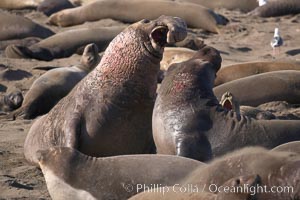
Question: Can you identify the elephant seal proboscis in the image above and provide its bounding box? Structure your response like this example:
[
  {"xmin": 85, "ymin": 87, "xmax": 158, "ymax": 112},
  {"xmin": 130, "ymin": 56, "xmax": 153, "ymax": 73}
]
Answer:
[
  {"xmin": 153, "ymin": 47, "xmax": 300, "ymax": 161},
  {"xmin": 24, "ymin": 16, "xmax": 188, "ymax": 166},
  {"xmin": 5, "ymin": 26, "xmax": 125, "ymax": 61},
  {"xmin": 37, "ymin": 147, "xmax": 204, "ymax": 200},
  {"xmin": 48, "ymin": 0, "xmax": 228, "ymax": 33},
  {"xmin": 4, "ymin": 43, "xmax": 100, "ymax": 120},
  {"xmin": 0, "ymin": 12, "xmax": 54, "ymax": 41}
]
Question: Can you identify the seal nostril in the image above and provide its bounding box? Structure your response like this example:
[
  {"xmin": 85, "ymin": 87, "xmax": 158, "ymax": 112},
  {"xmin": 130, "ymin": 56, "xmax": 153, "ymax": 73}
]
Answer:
[{"xmin": 141, "ymin": 19, "xmax": 150, "ymax": 24}]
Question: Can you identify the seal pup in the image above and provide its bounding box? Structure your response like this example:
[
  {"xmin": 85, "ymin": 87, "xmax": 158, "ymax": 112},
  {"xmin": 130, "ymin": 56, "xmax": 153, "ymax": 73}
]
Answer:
[
  {"xmin": 250, "ymin": 0, "xmax": 300, "ymax": 17},
  {"xmin": 153, "ymin": 47, "xmax": 300, "ymax": 161},
  {"xmin": 129, "ymin": 174, "xmax": 261, "ymax": 200},
  {"xmin": 181, "ymin": 147, "xmax": 300, "ymax": 199},
  {"xmin": 214, "ymin": 70, "xmax": 300, "ymax": 107},
  {"xmin": 24, "ymin": 16, "xmax": 188, "ymax": 166},
  {"xmin": 214, "ymin": 61, "xmax": 300, "ymax": 86},
  {"xmin": 0, "ymin": 12, "xmax": 54, "ymax": 41},
  {"xmin": 271, "ymin": 141, "xmax": 300, "ymax": 154},
  {"xmin": 37, "ymin": 147, "xmax": 204, "ymax": 200},
  {"xmin": 4, "ymin": 43, "xmax": 100, "ymax": 120},
  {"xmin": 48, "ymin": 0, "xmax": 227, "ymax": 33},
  {"xmin": 0, "ymin": 91, "xmax": 23, "ymax": 113},
  {"xmin": 5, "ymin": 26, "xmax": 124, "ymax": 61}
]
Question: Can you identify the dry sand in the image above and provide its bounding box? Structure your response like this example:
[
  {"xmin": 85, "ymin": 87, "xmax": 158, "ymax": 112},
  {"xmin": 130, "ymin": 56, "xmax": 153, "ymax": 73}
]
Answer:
[{"xmin": 0, "ymin": 7, "xmax": 299, "ymax": 200}]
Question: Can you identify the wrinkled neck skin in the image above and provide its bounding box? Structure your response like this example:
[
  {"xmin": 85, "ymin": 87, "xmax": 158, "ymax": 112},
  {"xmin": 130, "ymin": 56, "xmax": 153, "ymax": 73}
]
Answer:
[
  {"xmin": 84, "ymin": 27, "xmax": 161, "ymax": 100},
  {"xmin": 159, "ymin": 71, "xmax": 219, "ymax": 108}
]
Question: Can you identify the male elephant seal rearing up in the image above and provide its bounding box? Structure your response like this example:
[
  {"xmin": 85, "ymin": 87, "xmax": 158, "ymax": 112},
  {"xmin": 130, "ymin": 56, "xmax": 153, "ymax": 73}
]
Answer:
[
  {"xmin": 24, "ymin": 16, "xmax": 188, "ymax": 166},
  {"xmin": 153, "ymin": 46, "xmax": 300, "ymax": 162}
]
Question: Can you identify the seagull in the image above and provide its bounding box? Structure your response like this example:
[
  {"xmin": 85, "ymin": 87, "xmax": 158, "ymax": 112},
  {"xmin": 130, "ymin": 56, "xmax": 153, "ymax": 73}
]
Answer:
[
  {"xmin": 270, "ymin": 27, "xmax": 283, "ymax": 56},
  {"xmin": 258, "ymin": 0, "xmax": 267, "ymax": 6}
]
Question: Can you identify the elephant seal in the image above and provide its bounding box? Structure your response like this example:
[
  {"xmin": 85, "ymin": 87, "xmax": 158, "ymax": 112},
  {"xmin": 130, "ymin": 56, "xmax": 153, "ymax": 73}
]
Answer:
[
  {"xmin": 48, "ymin": 0, "xmax": 228, "ymax": 33},
  {"xmin": 0, "ymin": 12, "xmax": 54, "ymax": 41},
  {"xmin": 4, "ymin": 43, "xmax": 100, "ymax": 120},
  {"xmin": 214, "ymin": 70, "xmax": 300, "ymax": 107},
  {"xmin": 37, "ymin": 0, "xmax": 75, "ymax": 16},
  {"xmin": 271, "ymin": 141, "xmax": 300, "ymax": 154},
  {"xmin": 5, "ymin": 26, "xmax": 124, "ymax": 61},
  {"xmin": 250, "ymin": 0, "xmax": 300, "ymax": 17},
  {"xmin": 176, "ymin": 0, "xmax": 258, "ymax": 12},
  {"xmin": 37, "ymin": 147, "xmax": 204, "ymax": 200},
  {"xmin": 181, "ymin": 147, "xmax": 300, "ymax": 199},
  {"xmin": 130, "ymin": 174, "xmax": 261, "ymax": 200},
  {"xmin": 220, "ymin": 91, "xmax": 276, "ymax": 120},
  {"xmin": 215, "ymin": 61, "xmax": 300, "ymax": 86},
  {"xmin": 0, "ymin": 0, "xmax": 42, "ymax": 9},
  {"xmin": 153, "ymin": 48, "xmax": 300, "ymax": 161},
  {"xmin": 24, "ymin": 16, "xmax": 188, "ymax": 165},
  {"xmin": 258, "ymin": 101, "xmax": 300, "ymax": 120},
  {"xmin": 0, "ymin": 91, "xmax": 23, "ymax": 113}
]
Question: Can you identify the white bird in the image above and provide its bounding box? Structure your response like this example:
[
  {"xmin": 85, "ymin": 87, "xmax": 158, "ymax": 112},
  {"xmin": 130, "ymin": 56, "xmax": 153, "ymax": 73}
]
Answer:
[
  {"xmin": 258, "ymin": 0, "xmax": 267, "ymax": 6},
  {"xmin": 270, "ymin": 27, "xmax": 283, "ymax": 55}
]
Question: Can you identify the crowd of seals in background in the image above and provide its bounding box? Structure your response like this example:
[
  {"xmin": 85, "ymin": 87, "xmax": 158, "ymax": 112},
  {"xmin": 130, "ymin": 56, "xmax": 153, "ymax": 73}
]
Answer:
[{"xmin": 0, "ymin": 0, "xmax": 300, "ymax": 199}]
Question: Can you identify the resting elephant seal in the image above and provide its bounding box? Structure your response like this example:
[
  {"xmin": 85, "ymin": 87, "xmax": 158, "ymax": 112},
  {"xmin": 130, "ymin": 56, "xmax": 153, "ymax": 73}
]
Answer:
[
  {"xmin": 153, "ymin": 47, "xmax": 300, "ymax": 161},
  {"xmin": 24, "ymin": 16, "xmax": 188, "ymax": 166},
  {"xmin": 0, "ymin": 0, "xmax": 42, "ymax": 9},
  {"xmin": 271, "ymin": 141, "xmax": 300, "ymax": 154},
  {"xmin": 181, "ymin": 147, "xmax": 300, "ymax": 199},
  {"xmin": 37, "ymin": 147, "xmax": 204, "ymax": 200},
  {"xmin": 48, "ymin": 0, "xmax": 228, "ymax": 33},
  {"xmin": 215, "ymin": 61, "xmax": 300, "ymax": 86},
  {"xmin": 129, "ymin": 174, "xmax": 261, "ymax": 200},
  {"xmin": 4, "ymin": 43, "xmax": 99, "ymax": 120},
  {"xmin": 176, "ymin": 0, "xmax": 258, "ymax": 12},
  {"xmin": 5, "ymin": 26, "xmax": 124, "ymax": 61},
  {"xmin": 214, "ymin": 70, "xmax": 300, "ymax": 107},
  {"xmin": 0, "ymin": 12, "xmax": 54, "ymax": 41},
  {"xmin": 0, "ymin": 91, "xmax": 23, "ymax": 113},
  {"xmin": 250, "ymin": 0, "xmax": 300, "ymax": 17}
]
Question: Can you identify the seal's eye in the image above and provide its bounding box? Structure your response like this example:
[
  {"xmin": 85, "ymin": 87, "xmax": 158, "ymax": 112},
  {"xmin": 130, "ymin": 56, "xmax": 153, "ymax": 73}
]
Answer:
[
  {"xmin": 141, "ymin": 19, "xmax": 150, "ymax": 24},
  {"xmin": 151, "ymin": 27, "xmax": 168, "ymax": 46}
]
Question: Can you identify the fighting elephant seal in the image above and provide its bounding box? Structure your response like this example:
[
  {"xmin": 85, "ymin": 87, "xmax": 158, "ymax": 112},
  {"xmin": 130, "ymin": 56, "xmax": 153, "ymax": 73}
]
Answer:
[
  {"xmin": 250, "ymin": 0, "xmax": 300, "ymax": 17},
  {"xmin": 0, "ymin": 91, "xmax": 23, "ymax": 113},
  {"xmin": 0, "ymin": 12, "xmax": 54, "ymax": 41},
  {"xmin": 5, "ymin": 26, "xmax": 124, "ymax": 61},
  {"xmin": 271, "ymin": 141, "xmax": 300, "ymax": 154},
  {"xmin": 214, "ymin": 70, "xmax": 300, "ymax": 107},
  {"xmin": 181, "ymin": 147, "xmax": 300, "ymax": 199},
  {"xmin": 130, "ymin": 174, "xmax": 261, "ymax": 200},
  {"xmin": 5, "ymin": 43, "xmax": 99, "ymax": 120},
  {"xmin": 215, "ymin": 61, "xmax": 300, "ymax": 86},
  {"xmin": 37, "ymin": 147, "xmax": 204, "ymax": 200},
  {"xmin": 24, "ymin": 16, "xmax": 188, "ymax": 165},
  {"xmin": 48, "ymin": 0, "xmax": 228, "ymax": 33},
  {"xmin": 153, "ymin": 47, "xmax": 300, "ymax": 162}
]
